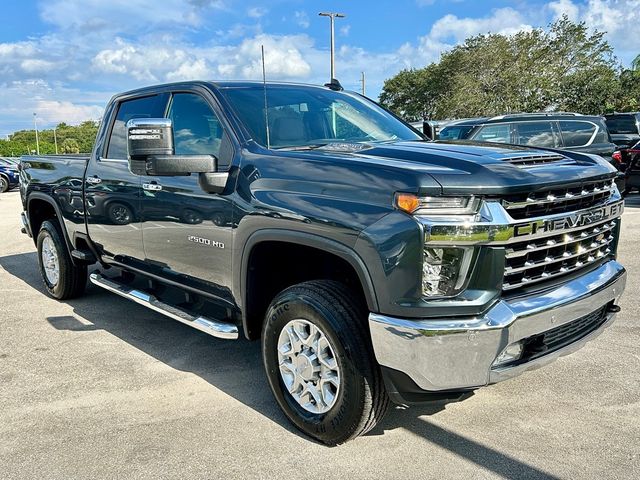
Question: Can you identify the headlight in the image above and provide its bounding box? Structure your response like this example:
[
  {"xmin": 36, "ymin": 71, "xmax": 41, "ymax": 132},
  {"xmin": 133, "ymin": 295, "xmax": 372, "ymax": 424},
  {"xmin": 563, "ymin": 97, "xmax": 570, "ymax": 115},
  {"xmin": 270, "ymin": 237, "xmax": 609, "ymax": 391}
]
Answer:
[
  {"xmin": 395, "ymin": 193, "xmax": 480, "ymax": 216},
  {"xmin": 422, "ymin": 247, "xmax": 474, "ymax": 297}
]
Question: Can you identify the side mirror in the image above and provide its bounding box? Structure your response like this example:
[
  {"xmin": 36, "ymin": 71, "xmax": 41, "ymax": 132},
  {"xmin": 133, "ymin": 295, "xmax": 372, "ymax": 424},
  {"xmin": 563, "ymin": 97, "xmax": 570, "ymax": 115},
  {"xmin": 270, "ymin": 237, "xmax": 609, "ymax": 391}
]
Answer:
[{"xmin": 127, "ymin": 118, "xmax": 174, "ymax": 158}]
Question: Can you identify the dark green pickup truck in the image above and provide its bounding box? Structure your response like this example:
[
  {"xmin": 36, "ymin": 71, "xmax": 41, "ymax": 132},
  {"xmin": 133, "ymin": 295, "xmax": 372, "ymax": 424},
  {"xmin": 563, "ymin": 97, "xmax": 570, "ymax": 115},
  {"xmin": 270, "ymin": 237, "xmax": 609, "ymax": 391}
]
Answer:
[{"xmin": 19, "ymin": 81, "xmax": 626, "ymax": 444}]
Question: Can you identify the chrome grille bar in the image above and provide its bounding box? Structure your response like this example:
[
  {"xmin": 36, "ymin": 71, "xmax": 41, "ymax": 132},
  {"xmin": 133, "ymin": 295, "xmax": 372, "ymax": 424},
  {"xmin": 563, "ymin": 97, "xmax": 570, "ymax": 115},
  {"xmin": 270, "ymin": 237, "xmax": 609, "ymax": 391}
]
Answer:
[
  {"xmin": 505, "ymin": 220, "xmax": 617, "ymax": 259},
  {"xmin": 502, "ymin": 180, "xmax": 615, "ymax": 211},
  {"xmin": 503, "ymin": 218, "xmax": 618, "ymax": 291}
]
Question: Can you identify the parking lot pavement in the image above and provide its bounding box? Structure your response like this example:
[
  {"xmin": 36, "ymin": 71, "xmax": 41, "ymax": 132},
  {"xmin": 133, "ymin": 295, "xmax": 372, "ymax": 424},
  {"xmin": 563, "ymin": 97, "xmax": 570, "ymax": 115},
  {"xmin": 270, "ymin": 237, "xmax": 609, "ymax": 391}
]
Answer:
[{"xmin": 0, "ymin": 188, "xmax": 638, "ymax": 480}]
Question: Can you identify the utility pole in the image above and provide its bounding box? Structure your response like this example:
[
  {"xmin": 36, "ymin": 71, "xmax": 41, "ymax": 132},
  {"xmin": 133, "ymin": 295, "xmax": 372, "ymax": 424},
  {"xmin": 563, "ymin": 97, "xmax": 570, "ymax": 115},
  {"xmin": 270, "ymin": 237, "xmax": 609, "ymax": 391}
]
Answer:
[
  {"xmin": 33, "ymin": 113, "xmax": 40, "ymax": 155},
  {"xmin": 318, "ymin": 12, "xmax": 345, "ymax": 81},
  {"xmin": 53, "ymin": 126, "xmax": 58, "ymax": 154},
  {"xmin": 361, "ymin": 71, "xmax": 366, "ymax": 96}
]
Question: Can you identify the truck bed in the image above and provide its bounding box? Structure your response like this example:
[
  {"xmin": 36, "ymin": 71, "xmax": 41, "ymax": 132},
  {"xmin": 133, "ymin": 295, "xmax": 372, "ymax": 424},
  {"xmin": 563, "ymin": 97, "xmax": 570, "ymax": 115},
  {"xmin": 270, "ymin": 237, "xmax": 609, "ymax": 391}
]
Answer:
[{"xmin": 20, "ymin": 154, "xmax": 90, "ymax": 241}]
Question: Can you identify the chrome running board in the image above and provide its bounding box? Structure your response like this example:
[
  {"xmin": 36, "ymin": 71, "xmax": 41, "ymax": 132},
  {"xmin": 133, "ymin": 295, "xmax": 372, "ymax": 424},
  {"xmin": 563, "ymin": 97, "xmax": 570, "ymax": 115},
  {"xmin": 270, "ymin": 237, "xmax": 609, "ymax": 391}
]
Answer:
[{"xmin": 89, "ymin": 273, "xmax": 238, "ymax": 340}]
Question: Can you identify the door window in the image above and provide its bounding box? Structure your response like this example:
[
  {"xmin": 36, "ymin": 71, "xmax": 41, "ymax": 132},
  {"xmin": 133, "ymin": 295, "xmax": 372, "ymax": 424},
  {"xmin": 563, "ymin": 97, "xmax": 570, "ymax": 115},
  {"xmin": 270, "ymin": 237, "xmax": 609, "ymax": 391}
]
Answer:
[
  {"xmin": 168, "ymin": 93, "xmax": 224, "ymax": 158},
  {"xmin": 559, "ymin": 121, "xmax": 597, "ymax": 147},
  {"xmin": 514, "ymin": 121, "xmax": 558, "ymax": 147},
  {"xmin": 106, "ymin": 95, "xmax": 168, "ymax": 159},
  {"xmin": 605, "ymin": 115, "xmax": 639, "ymax": 134},
  {"xmin": 472, "ymin": 124, "xmax": 511, "ymax": 143}
]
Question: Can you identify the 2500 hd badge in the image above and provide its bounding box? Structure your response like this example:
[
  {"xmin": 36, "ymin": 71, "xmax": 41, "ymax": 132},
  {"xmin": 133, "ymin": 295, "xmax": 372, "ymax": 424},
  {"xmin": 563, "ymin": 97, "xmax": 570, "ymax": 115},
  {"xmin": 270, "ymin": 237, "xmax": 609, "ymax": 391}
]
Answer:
[{"xmin": 187, "ymin": 235, "xmax": 225, "ymax": 249}]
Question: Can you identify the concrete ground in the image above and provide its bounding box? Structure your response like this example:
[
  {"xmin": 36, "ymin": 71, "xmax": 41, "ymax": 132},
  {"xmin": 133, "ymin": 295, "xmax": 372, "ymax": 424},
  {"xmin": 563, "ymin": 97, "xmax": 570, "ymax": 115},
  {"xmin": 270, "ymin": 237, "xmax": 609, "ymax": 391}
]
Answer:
[{"xmin": 0, "ymin": 189, "xmax": 638, "ymax": 480}]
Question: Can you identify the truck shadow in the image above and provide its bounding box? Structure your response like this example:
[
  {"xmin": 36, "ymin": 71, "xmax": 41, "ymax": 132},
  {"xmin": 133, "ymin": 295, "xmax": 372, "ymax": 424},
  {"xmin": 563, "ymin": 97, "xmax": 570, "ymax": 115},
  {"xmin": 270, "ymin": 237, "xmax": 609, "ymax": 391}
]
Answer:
[{"xmin": 1, "ymin": 251, "xmax": 559, "ymax": 477}]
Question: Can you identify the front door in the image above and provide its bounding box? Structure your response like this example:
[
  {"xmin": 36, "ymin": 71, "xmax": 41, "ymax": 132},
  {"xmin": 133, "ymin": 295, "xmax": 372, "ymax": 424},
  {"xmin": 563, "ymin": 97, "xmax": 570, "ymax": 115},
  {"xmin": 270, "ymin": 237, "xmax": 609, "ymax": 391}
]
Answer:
[{"xmin": 140, "ymin": 92, "xmax": 234, "ymax": 299}]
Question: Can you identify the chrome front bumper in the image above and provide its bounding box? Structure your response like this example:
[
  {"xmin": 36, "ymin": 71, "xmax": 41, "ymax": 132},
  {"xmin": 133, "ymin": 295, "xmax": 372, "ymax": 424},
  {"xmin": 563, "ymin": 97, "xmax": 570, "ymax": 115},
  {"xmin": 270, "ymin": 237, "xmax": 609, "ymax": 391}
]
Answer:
[{"xmin": 369, "ymin": 260, "xmax": 626, "ymax": 392}]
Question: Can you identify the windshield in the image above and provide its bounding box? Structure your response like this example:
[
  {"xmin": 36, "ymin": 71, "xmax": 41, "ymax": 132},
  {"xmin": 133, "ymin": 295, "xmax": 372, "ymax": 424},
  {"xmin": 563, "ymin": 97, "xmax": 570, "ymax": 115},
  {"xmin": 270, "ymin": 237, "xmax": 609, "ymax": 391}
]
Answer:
[
  {"xmin": 220, "ymin": 85, "xmax": 422, "ymax": 149},
  {"xmin": 439, "ymin": 125, "xmax": 475, "ymax": 140}
]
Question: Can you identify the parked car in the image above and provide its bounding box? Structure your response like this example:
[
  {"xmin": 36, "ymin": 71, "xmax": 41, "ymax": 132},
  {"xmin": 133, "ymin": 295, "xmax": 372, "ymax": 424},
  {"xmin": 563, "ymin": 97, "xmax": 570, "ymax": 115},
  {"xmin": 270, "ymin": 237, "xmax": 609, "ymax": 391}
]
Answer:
[
  {"xmin": 613, "ymin": 140, "xmax": 640, "ymax": 194},
  {"xmin": 604, "ymin": 113, "xmax": 640, "ymax": 148},
  {"xmin": 439, "ymin": 113, "xmax": 618, "ymax": 161},
  {"xmin": 0, "ymin": 158, "xmax": 20, "ymax": 192},
  {"xmin": 19, "ymin": 81, "xmax": 626, "ymax": 445}
]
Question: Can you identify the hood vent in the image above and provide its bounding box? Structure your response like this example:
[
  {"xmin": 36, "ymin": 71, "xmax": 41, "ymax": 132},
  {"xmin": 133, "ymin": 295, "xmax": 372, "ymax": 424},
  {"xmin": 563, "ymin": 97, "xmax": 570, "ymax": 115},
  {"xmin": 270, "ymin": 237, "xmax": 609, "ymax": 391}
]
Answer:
[{"xmin": 503, "ymin": 154, "xmax": 571, "ymax": 167}]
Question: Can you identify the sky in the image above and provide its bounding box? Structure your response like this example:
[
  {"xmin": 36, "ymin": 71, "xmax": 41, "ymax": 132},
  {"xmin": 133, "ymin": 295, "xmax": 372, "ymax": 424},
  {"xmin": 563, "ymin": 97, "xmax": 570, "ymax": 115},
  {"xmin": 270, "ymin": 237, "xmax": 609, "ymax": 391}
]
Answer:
[{"xmin": 0, "ymin": 0, "xmax": 638, "ymax": 136}]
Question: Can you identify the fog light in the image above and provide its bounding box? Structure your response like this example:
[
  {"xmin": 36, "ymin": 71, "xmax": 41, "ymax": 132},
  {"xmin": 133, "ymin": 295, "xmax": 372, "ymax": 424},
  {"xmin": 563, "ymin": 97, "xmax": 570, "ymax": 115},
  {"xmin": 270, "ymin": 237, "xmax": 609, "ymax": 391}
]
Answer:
[
  {"xmin": 494, "ymin": 342, "xmax": 524, "ymax": 367},
  {"xmin": 422, "ymin": 247, "xmax": 474, "ymax": 297}
]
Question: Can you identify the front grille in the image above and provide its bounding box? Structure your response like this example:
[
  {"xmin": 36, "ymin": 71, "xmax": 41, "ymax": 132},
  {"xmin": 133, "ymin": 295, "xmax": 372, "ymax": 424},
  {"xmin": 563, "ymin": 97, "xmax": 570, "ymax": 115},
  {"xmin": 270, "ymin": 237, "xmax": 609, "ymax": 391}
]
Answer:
[
  {"xmin": 503, "ymin": 219, "xmax": 617, "ymax": 291},
  {"xmin": 503, "ymin": 154, "xmax": 570, "ymax": 167},
  {"xmin": 502, "ymin": 180, "xmax": 615, "ymax": 219},
  {"xmin": 519, "ymin": 305, "xmax": 609, "ymax": 362}
]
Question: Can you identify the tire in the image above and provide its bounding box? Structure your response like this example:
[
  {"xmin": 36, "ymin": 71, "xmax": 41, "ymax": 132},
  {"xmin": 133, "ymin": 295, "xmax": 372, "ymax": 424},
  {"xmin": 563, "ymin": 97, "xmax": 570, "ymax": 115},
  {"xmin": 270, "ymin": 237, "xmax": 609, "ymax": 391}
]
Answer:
[
  {"xmin": 262, "ymin": 280, "xmax": 389, "ymax": 445},
  {"xmin": 0, "ymin": 176, "xmax": 8, "ymax": 193},
  {"xmin": 36, "ymin": 220, "xmax": 87, "ymax": 300},
  {"xmin": 107, "ymin": 202, "xmax": 133, "ymax": 225}
]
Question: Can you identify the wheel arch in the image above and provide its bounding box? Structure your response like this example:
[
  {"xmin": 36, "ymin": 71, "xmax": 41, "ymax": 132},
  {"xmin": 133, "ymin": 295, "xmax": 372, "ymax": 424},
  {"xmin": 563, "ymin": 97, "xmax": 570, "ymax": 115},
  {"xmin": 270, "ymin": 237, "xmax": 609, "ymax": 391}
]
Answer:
[
  {"xmin": 27, "ymin": 193, "xmax": 75, "ymax": 261},
  {"xmin": 238, "ymin": 229, "xmax": 379, "ymax": 340}
]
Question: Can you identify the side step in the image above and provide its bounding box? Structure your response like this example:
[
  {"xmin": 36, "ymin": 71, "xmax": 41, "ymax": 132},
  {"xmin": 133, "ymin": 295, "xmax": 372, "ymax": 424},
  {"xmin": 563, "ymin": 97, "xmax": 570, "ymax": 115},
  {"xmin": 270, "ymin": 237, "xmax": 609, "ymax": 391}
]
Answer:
[{"xmin": 89, "ymin": 273, "xmax": 239, "ymax": 340}]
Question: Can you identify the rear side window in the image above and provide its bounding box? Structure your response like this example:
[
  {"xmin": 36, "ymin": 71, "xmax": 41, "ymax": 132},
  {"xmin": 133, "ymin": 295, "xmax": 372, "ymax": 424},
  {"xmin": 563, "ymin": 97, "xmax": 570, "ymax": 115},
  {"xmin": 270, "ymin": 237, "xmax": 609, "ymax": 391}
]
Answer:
[
  {"xmin": 514, "ymin": 121, "xmax": 558, "ymax": 147},
  {"xmin": 439, "ymin": 125, "xmax": 474, "ymax": 140},
  {"xmin": 106, "ymin": 94, "xmax": 168, "ymax": 159},
  {"xmin": 559, "ymin": 121, "xmax": 597, "ymax": 147},
  {"xmin": 472, "ymin": 124, "xmax": 511, "ymax": 143},
  {"xmin": 605, "ymin": 115, "xmax": 639, "ymax": 134}
]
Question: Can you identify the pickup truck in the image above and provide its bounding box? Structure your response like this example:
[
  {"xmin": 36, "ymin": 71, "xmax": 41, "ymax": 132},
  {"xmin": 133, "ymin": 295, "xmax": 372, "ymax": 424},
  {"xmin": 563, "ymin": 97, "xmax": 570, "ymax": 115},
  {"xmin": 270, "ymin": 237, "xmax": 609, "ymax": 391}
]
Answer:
[{"xmin": 19, "ymin": 81, "xmax": 626, "ymax": 445}]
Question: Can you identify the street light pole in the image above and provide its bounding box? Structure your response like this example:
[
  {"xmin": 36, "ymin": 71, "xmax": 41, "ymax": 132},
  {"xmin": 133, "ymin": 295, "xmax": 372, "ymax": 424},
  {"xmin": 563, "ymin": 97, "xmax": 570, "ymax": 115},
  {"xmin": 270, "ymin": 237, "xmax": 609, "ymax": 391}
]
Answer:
[
  {"xmin": 318, "ymin": 12, "xmax": 345, "ymax": 81},
  {"xmin": 361, "ymin": 71, "xmax": 366, "ymax": 96},
  {"xmin": 53, "ymin": 126, "xmax": 58, "ymax": 155},
  {"xmin": 33, "ymin": 113, "xmax": 40, "ymax": 155}
]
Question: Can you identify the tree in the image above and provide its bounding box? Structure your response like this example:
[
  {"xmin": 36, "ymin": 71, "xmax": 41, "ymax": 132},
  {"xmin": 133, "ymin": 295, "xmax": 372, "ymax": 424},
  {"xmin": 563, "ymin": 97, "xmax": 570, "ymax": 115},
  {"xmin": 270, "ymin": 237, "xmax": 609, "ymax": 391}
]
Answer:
[
  {"xmin": 380, "ymin": 16, "xmax": 623, "ymax": 119},
  {"xmin": 61, "ymin": 138, "xmax": 80, "ymax": 154}
]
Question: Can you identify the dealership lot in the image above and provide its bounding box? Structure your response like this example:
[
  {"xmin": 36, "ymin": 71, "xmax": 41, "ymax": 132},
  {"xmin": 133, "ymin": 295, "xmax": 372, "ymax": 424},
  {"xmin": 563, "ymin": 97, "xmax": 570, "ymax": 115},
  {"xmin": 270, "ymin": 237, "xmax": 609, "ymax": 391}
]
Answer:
[{"xmin": 0, "ymin": 189, "xmax": 638, "ymax": 480}]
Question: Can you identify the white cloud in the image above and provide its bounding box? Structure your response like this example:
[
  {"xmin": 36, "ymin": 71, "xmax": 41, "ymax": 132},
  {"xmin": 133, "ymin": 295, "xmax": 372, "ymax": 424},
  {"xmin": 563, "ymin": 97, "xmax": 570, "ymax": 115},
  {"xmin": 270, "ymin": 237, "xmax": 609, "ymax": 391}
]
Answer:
[
  {"xmin": 35, "ymin": 100, "xmax": 104, "ymax": 124},
  {"xmin": 166, "ymin": 58, "xmax": 211, "ymax": 81},
  {"xmin": 247, "ymin": 7, "xmax": 267, "ymax": 18},
  {"xmin": 294, "ymin": 11, "xmax": 310, "ymax": 29},
  {"xmin": 428, "ymin": 8, "xmax": 532, "ymax": 44}
]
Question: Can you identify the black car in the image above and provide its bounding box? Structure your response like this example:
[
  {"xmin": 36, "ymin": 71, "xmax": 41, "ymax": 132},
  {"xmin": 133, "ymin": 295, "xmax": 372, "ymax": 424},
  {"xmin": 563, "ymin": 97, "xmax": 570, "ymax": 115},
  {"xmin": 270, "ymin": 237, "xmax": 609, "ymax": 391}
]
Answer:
[
  {"xmin": 614, "ymin": 140, "xmax": 640, "ymax": 193},
  {"xmin": 439, "ymin": 113, "xmax": 617, "ymax": 162},
  {"xmin": 0, "ymin": 157, "xmax": 20, "ymax": 193},
  {"xmin": 604, "ymin": 113, "xmax": 640, "ymax": 148}
]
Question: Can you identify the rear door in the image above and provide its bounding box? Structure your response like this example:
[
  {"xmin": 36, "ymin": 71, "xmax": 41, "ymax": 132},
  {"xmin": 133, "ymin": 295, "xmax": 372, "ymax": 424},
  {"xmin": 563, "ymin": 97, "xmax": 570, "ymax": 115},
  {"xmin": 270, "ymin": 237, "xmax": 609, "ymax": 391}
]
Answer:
[
  {"xmin": 140, "ymin": 91, "xmax": 235, "ymax": 299},
  {"xmin": 85, "ymin": 94, "xmax": 168, "ymax": 267}
]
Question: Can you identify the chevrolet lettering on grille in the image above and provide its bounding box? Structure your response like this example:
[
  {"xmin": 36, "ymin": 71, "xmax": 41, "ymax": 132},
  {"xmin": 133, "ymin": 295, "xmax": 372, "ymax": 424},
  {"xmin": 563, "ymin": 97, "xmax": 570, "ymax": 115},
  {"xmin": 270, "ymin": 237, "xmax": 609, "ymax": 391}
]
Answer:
[{"xmin": 514, "ymin": 202, "xmax": 624, "ymax": 238}]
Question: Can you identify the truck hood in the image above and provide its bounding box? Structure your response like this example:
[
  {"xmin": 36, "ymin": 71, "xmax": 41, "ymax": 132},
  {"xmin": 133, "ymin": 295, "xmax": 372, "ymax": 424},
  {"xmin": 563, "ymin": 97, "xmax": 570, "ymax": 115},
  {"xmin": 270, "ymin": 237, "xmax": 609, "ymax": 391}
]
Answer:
[{"xmin": 331, "ymin": 140, "xmax": 617, "ymax": 196}]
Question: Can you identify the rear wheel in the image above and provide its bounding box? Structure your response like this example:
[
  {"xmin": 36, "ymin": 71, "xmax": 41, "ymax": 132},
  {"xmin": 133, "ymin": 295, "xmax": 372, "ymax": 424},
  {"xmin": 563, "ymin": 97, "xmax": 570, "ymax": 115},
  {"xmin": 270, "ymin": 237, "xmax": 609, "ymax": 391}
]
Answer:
[
  {"xmin": 37, "ymin": 220, "xmax": 87, "ymax": 299},
  {"xmin": 0, "ymin": 176, "xmax": 8, "ymax": 193},
  {"xmin": 262, "ymin": 280, "xmax": 389, "ymax": 445}
]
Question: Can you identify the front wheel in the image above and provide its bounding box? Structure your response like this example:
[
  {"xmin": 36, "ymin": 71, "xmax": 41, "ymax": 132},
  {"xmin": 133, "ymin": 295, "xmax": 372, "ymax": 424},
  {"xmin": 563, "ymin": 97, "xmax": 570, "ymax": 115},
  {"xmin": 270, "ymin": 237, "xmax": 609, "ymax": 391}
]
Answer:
[
  {"xmin": 0, "ymin": 176, "xmax": 9, "ymax": 193},
  {"xmin": 262, "ymin": 280, "xmax": 389, "ymax": 445}
]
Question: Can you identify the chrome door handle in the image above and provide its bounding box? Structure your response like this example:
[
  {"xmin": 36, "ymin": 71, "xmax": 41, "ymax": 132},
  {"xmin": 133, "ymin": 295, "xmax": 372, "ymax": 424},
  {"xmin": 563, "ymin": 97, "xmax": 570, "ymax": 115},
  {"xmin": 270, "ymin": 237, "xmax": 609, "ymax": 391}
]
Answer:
[
  {"xmin": 86, "ymin": 176, "xmax": 102, "ymax": 185},
  {"xmin": 143, "ymin": 182, "xmax": 162, "ymax": 191}
]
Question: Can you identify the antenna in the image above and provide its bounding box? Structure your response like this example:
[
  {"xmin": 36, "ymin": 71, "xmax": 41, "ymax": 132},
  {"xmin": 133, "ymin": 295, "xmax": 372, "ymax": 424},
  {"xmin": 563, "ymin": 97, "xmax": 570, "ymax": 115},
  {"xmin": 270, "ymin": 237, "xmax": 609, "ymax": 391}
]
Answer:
[{"xmin": 261, "ymin": 45, "xmax": 271, "ymax": 150}]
